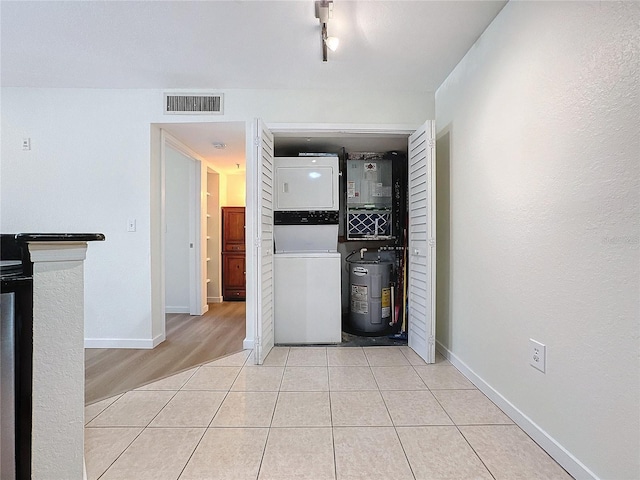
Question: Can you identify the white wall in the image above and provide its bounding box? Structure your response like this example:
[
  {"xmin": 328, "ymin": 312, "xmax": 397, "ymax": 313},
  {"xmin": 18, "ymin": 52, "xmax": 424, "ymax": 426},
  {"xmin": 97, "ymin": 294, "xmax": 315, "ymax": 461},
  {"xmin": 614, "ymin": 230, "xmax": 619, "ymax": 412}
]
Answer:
[
  {"xmin": 224, "ymin": 173, "xmax": 246, "ymax": 207},
  {"xmin": 435, "ymin": 2, "xmax": 639, "ymax": 479},
  {"xmin": 1, "ymin": 89, "xmax": 159, "ymax": 347},
  {"xmin": 0, "ymin": 87, "xmax": 433, "ymax": 348},
  {"xmin": 164, "ymin": 145, "xmax": 191, "ymax": 312}
]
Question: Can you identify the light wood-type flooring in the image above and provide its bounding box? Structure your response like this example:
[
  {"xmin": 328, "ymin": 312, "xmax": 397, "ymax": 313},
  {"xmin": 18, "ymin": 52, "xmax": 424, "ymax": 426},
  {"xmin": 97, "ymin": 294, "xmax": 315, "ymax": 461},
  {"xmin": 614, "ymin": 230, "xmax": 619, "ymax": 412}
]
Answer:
[{"xmin": 85, "ymin": 302, "xmax": 245, "ymax": 405}]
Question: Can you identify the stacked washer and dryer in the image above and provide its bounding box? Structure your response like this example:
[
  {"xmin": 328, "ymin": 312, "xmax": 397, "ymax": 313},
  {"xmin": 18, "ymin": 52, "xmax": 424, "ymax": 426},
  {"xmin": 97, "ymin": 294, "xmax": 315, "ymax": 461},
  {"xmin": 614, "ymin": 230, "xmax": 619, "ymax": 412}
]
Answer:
[{"xmin": 273, "ymin": 156, "xmax": 342, "ymax": 344}]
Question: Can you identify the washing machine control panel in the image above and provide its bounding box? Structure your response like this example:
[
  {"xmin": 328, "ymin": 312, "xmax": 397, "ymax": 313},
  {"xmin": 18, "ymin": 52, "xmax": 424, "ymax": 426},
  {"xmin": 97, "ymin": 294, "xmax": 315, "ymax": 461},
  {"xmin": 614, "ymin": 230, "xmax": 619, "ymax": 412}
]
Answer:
[{"xmin": 274, "ymin": 210, "xmax": 339, "ymax": 225}]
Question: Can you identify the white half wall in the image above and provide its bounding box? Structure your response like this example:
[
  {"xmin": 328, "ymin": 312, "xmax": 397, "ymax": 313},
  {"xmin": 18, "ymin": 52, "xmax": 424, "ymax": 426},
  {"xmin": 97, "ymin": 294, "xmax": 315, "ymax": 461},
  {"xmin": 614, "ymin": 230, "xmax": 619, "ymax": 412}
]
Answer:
[{"xmin": 435, "ymin": 2, "xmax": 639, "ymax": 479}]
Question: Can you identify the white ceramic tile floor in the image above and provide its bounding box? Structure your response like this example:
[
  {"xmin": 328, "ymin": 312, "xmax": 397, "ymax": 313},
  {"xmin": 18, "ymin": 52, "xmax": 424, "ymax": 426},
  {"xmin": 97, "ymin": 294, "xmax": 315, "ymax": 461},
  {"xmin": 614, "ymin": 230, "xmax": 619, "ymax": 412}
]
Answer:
[{"xmin": 85, "ymin": 346, "xmax": 573, "ymax": 480}]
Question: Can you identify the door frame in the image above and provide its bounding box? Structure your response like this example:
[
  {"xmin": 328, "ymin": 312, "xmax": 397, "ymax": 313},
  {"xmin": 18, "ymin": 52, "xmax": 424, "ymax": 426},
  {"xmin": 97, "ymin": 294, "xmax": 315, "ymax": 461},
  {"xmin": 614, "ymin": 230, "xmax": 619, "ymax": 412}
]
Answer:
[
  {"xmin": 246, "ymin": 122, "xmax": 433, "ymax": 360},
  {"xmin": 160, "ymin": 130, "xmax": 208, "ymax": 319}
]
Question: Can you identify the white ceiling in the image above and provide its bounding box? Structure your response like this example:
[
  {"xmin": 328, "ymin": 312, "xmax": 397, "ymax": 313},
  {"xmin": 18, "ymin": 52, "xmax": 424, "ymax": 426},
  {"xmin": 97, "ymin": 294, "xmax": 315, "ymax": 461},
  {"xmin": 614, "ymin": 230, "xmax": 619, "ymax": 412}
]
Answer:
[
  {"xmin": 159, "ymin": 121, "xmax": 248, "ymax": 174},
  {"xmin": 1, "ymin": 0, "xmax": 507, "ymax": 172}
]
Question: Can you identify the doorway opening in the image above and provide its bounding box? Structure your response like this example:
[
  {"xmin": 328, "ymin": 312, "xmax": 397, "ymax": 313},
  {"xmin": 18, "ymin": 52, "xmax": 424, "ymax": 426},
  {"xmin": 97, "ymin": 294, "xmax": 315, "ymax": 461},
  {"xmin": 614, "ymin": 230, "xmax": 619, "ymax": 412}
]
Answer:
[
  {"xmin": 273, "ymin": 133, "xmax": 410, "ymax": 347},
  {"xmin": 155, "ymin": 120, "xmax": 248, "ymax": 337},
  {"xmin": 147, "ymin": 121, "xmax": 248, "ymax": 371},
  {"xmin": 250, "ymin": 121, "xmax": 436, "ymax": 364}
]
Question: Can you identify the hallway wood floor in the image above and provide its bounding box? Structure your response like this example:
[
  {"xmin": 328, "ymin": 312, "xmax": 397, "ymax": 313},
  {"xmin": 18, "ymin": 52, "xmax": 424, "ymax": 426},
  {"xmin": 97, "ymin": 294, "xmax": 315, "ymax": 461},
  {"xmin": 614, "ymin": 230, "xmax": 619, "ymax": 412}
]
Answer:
[{"xmin": 85, "ymin": 302, "xmax": 245, "ymax": 404}]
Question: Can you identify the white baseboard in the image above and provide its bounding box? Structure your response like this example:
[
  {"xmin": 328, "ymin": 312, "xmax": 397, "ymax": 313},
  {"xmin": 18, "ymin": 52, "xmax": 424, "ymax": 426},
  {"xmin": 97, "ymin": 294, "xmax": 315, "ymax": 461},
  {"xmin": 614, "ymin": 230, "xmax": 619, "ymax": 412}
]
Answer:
[
  {"xmin": 243, "ymin": 337, "xmax": 254, "ymax": 350},
  {"xmin": 153, "ymin": 333, "xmax": 165, "ymax": 348},
  {"xmin": 85, "ymin": 333, "xmax": 165, "ymax": 350},
  {"xmin": 166, "ymin": 306, "xmax": 190, "ymax": 314},
  {"xmin": 208, "ymin": 296, "xmax": 223, "ymax": 303},
  {"xmin": 435, "ymin": 341, "xmax": 598, "ymax": 480},
  {"xmin": 201, "ymin": 304, "xmax": 209, "ymax": 314}
]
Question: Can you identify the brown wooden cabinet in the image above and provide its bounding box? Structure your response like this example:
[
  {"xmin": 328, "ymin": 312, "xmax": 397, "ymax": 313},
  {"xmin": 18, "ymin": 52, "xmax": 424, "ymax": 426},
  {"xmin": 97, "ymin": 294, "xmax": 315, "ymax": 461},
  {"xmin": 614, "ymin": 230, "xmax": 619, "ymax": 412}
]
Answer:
[
  {"xmin": 222, "ymin": 253, "xmax": 245, "ymax": 300},
  {"xmin": 222, "ymin": 207, "xmax": 246, "ymax": 252},
  {"xmin": 222, "ymin": 207, "xmax": 245, "ymax": 300}
]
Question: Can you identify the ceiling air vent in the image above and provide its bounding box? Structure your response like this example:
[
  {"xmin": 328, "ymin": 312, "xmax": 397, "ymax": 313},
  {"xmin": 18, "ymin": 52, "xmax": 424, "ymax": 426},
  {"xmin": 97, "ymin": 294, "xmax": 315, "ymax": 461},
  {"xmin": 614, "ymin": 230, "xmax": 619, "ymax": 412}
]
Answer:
[{"xmin": 164, "ymin": 93, "xmax": 223, "ymax": 115}]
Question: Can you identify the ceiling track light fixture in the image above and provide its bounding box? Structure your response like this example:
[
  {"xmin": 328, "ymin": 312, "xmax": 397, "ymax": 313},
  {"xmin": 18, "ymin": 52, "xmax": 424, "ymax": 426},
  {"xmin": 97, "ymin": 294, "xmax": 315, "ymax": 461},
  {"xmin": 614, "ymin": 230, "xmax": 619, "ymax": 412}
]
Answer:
[{"xmin": 315, "ymin": 0, "xmax": 338, "ymax": 62}]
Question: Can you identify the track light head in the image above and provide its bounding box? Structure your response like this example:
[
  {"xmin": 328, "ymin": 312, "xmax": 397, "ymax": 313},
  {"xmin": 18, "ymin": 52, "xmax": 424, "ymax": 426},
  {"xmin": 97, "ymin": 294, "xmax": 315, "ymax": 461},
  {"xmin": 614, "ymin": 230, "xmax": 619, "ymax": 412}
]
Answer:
[
  {"xmin": 325, "ymin": 36, "xmax": 339, "ymax": 52},
  {"xmin": 315, "ymin": 1, "xmax": 338, "ymax": 62}
]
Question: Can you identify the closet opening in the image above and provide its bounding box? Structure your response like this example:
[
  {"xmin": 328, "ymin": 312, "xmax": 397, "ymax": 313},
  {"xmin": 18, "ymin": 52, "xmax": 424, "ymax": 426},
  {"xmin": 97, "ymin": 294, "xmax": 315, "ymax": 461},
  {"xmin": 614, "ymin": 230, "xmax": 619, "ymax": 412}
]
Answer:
[{"xmin": 273, "ymin": 132, "xmax": 411, "ymax": 347}]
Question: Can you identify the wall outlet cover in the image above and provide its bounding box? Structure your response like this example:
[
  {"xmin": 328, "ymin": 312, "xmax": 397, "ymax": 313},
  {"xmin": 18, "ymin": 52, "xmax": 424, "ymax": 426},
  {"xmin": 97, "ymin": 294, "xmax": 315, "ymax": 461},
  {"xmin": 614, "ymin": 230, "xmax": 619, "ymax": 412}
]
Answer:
[{"xmin": 529, "ymin": 338, "xmax": 546, "ymax": 373}]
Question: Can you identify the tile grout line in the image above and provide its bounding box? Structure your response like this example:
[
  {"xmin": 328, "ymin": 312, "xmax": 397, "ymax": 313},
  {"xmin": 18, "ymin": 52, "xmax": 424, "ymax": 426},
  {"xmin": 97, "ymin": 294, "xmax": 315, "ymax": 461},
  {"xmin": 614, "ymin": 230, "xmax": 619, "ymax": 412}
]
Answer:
[
  {"xmin": 366, "ymin": 347, "xmax": 418, "ymax": 478},
  {"xmin": 385, "ymin": 348, "xmax": 478, "ymax": 479},
  {"xmin": 391, "ymin": 424, "xmax": 418, "ymax": 480},
  {"xmin": 330, "ymin": 425, "xmax": 338, "ymax": 480},
  {"xmin": 379, "ymin": 384, "xmax": 418, "ymax": 480},
  {"xmin": 176, "ymin": 352, "xmax": 256, "ymax": 480},
  {"xmin": 427, "ymin": 380, "xmax": 498, "ymax": 480},
  {"xmin": 326, "ymin": 348, "xmax": 339, "ymax": 480},
  {"xmin": 254, "ymin": 347, "xmax": 290, "ymax": 479},
  {"xmin": 84, "ymin": 393, "xmax": 123, "ymax": 425},
  {"xmin": 401, "ymin": 347, "xmax": 499, "ymax": 479},
  {"xmin": 379, "ymin": 353, "xmax": 423, "ymax": 480},
  {"xmin": 456, "ymin": 427, "xmax": 498, "ymax": 480},
  {"xmin": 108, "ymin": 381, "xmax": 187, "ymax": 476},
  {"xmin": 93, "ymin": 424, "xmax": 151, "ymax": 479},
  {"xmin": 92, "ymin": 377, "xmax": 185, "ymax": 429},
  {"xmin": 204, "ymin": 376, "xmax": 237, "ymax": 429},
  {"xmin": 254, "ymin": 391, "xmax": 278, "ymax": 479},
  {"xmin": 175, "ymin": 427, "xmax": 208, "ymax": 480}
]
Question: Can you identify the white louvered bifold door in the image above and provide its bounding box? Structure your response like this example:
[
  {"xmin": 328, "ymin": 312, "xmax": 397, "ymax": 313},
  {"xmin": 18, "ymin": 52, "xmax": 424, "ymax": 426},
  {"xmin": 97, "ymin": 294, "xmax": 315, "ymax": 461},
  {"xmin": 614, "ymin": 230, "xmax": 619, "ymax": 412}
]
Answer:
[
  {"xmin": 407, "ymin": 121, "xmax": 436, "ymax": 364},
  {"xmin": 254, "ymin": 119, "xmax": 275, "ymax": 364}
]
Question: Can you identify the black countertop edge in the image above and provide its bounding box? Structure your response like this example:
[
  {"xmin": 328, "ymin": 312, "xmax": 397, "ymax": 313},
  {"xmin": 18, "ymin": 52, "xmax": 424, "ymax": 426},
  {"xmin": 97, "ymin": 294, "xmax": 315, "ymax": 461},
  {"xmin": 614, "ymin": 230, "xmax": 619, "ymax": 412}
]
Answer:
[
  {"xmin": 14, "ymin": 233, "xmax": 105, "ymax": 242},
  {"xmin": 1, "ymin": 276, "xmax": 33, "ymax": 289}
]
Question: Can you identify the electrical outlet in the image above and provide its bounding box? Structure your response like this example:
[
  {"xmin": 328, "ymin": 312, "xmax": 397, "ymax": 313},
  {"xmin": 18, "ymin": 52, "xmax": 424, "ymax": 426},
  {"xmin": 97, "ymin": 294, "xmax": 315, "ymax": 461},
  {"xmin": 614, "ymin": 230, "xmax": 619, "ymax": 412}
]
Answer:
[
  {"xmin": 529, "ymin": 339, "xmax": 546, "ymax": 373},
  {"xmin": 127, "ymin": 218, "xmax": 136, "ymax": 232},
  {"xmin": 22, "ymin": 138, "xmax": 31, "ymax": 151}
]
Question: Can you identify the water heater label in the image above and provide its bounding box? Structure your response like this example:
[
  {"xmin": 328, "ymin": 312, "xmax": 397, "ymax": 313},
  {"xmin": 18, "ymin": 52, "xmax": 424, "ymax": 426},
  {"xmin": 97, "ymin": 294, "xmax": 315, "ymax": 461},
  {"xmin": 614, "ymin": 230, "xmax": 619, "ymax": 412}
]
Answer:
[
  {"xmin": 381, "ymin": 288, "xmax": 391, "ymax": 318},
  {"xmin": 352, "ymin": 266, "xmax": 368, "ymax": 276},
  {"xmin": 351, "ymin": 284, "xmax": 368, "ymax": 314}
]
